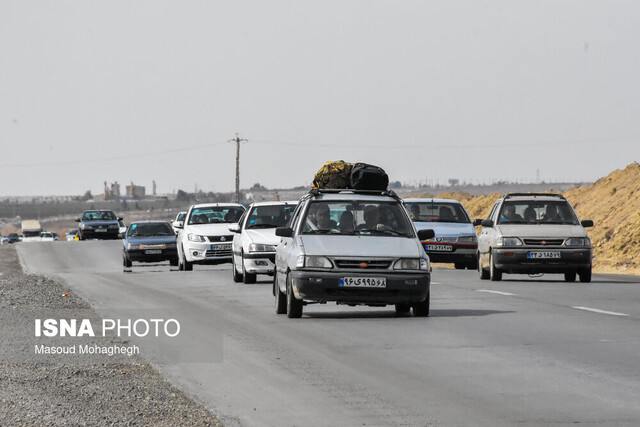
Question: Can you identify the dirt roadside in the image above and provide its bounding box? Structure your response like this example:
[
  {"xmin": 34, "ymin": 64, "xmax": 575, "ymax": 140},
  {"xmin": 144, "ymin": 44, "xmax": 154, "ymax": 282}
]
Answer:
[{"xmin": 0, "ymin": 245, "xmax": 222, "ymax": 426}]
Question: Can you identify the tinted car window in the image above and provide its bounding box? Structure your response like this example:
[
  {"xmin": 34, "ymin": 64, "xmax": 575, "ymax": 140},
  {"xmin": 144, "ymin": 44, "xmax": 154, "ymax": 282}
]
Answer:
[
  {"xmin": 246, "ymin": 205, "xmax": 297, "ymax": 229},
  {"xmin": 188, "ymin": 207, "xmax": 245, "ymax": 225},
  {"xmin": 406, "ymin": 202, "xmax": 471, "ymax": 223},
  {"xmin": 498, "ymin": 201, "xmax": 579, "ymax": 225}
]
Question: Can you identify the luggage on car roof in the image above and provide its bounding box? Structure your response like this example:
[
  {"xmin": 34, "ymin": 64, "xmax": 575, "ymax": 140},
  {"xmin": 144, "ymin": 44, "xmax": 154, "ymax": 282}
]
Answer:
[
  {"xmin": 312, "ymin": 160, "xmax": 354, "ymax": 189},
  {"xmin": 350, "ymin": 163, "xmax": 389, "ymax": 191}
]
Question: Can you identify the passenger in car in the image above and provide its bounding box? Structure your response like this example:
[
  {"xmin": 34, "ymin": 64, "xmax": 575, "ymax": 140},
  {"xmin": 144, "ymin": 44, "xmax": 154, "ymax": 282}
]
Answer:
[
  {"xmin": 500, "ymin": 205, "xmax": 524, "ymax": 223},
  {"xmin": 439, "ymin": 206, "xmax": 455, "ymax": 221},
  {"xmin": 339, "ymin": 211, "xmax": 355, "ymax": 232},
  {"xmin": 542, "ymin": 205, "xmax": 560, "ymax": 222},
  {"xmin": 524, "ymin": 207, "xmax": 537, "ymax": 223},
  {"xmin": 358, "ymin": 205, "xmax": 382, "ymax": 230},
  {"xmin": 410, "ymin": 204, "xmax": 421, "ymax": 220}
]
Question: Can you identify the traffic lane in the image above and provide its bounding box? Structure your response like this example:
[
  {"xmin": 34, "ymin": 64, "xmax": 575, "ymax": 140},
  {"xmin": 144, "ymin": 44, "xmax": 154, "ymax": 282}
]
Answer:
[{"xmin": 431, "ymin": 267, "xmax": 640, "ymax": 319}]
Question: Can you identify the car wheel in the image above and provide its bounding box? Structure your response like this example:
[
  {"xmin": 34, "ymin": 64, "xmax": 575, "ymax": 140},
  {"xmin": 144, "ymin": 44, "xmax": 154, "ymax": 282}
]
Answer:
[
  {"xmin": 286, "ymin": 273, "xmax": 303, "ymax": 318},
  {"xmin": 123, "ymin": 254, "xmax": 132, "ymax": 268},
  {"xmin": 579, "ymin": 267, "xmax": 592, "ymax": 283},
  {"xmin": 478, "ymin": 253, "xmax": 490, "ymax": 280},
  {"xmin": 179, "ymin": 246, "xmax": 193, "ymax": 271},
  {"xmin": 242, "ymin": 255, "xmax": 257, "ymax": 284},
  {"xmin": 489, "ymin": 253, "xmax": 502, "ymax": 281},
  {"xmin": 413, "ymin": 292, "xmax": 430, "ymax": 317},
  {"xmin": 454, "ymin": 263, "xmax": 465, "ymax": 270},
  {"xmin": 395, "ymin": 303, "xmax": 411, "ymax": 313},
  {"xmin": 564, "ymin": 271, "xmax": 576, "ymax": 282},
  {"xmin": 274, "ymin": 273, "xmax": 287, "ymax": 314},
  {"xmin": 232, "ymin": 255, "xmax": 243, "ymax": 283}
]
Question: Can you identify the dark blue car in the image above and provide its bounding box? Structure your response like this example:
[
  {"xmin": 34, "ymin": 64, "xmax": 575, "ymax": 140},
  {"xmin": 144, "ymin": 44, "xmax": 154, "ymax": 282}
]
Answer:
[
  {"xmin": 122, "ymin": 221, "xmax": 178, "ymax": 270},
  {"xmin": 76, "ymin": 210, "xmax": 122, "ymax": 240}
]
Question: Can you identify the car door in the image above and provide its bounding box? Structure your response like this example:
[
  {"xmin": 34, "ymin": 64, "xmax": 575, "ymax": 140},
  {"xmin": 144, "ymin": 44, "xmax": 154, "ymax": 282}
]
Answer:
[
  {"xmin": 232, "ymin": 208, "xmax": 249, "ymax": 266},
  {"xmin": 275, "ymin": 200, "xmax": 306, "ymax": 291},
  {"xmin": 478, "ymin": 202, "xmax": 500, "ymax": 268}
]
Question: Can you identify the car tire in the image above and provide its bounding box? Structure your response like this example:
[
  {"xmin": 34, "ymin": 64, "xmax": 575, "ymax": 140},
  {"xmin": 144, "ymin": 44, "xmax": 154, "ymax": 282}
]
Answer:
[
  {"xmin": 242, "ymin": 258, "xmax": 257, "ymax": 284},
  {"xmin": 179, "ymin": 246, "xmax": 193, "ymax": 271},
  {"xmin": 454, "ymin": 263, "xmax": 465, "ymax": 270},
  {"xmin": 274, "ymin": 273, "xmax": 287, "ymax": 314},
  {"xmin": 395, "ymin": 303, "xmax": 411, "ymax": 313},
  {"xmin": 123, "ymin": 254, "xmax": 132, "ymax": 268},
  {"xmin": 478, "ymin": 253, "xmax": 490, "ymax": 280},
  {"xmin": 413, "ymin": 292, "xmax": 430, "ymax": 317},
  {"xmin": 564, "ymin": 271, "xmax": 577, "ymax": 282},
  {"xmin": 579, "ymin": 267, "xmax": 592, "ymax": 283},
  {"xmin": 489, "ymin": 253, "xmax": 502, "ymax": 281},
  {"xmin": 286, "ymin": 273, "xmax": 303, "ymax": 318},
  {"xmin": 232, "ymin": 255, "xmax": 243, "ymax": 283}
]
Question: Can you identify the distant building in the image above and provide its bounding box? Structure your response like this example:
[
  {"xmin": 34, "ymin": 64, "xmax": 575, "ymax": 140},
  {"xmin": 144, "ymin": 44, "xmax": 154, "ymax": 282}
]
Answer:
[{"xmin": 126, "ymin": 182, "xmax": 146, "ymax": 199}]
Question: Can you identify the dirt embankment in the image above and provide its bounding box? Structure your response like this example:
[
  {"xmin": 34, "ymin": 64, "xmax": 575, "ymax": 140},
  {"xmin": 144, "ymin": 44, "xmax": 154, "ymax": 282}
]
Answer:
[{"xmin": 418, "ymin": 163, "xmax": 640, "ymax": 275}]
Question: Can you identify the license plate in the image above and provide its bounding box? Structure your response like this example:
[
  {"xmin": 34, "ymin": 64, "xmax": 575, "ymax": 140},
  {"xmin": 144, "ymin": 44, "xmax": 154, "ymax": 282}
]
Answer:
[
  {"xmin": 144, "ymin": 249, "xmax": 162, "ymax": 254},
  {"xmin": 95, "ymin": 229, "xmax": 107, "ymax": 233},
  {"xmin": 527, "ymin": 251, "xmax": 561, "ymax": 259},
  {"xmin": 212, "ymin": 244, "xmax": 232, "ymax": 250},
  {"xmin": 339, "ymin": 277, "xmax": 386, "ymax": 288},
  {"xmin": 425, "ymin": 244, "xmax": 452, "ymax": 251}
]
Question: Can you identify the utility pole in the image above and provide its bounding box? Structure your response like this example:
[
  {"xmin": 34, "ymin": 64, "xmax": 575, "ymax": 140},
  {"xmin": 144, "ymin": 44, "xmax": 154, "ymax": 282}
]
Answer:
[{"xmin": 229, "ymin": 133, "xmax": 247, "ymax": 203}]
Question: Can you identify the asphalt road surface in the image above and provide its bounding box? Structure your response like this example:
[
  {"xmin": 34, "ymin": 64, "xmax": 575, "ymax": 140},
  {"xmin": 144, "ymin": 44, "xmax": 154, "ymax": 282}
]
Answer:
[{"xmin": 17, "ymin": 241, "xmax": 640, "ymax": 426}]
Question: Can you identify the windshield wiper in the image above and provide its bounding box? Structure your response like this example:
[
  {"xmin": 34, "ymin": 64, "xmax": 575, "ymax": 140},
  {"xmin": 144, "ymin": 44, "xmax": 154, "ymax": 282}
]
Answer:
[
  {"xmin": 248, "ymin": 224, "xmax": 278, "ymax": 228},
  {"xmin": 357, "ymin": 228, "xmax": 410, "ymax": 237},
  {"xmin": 303, "ymin": 229, "xmax": 353, "ymax": 235}
]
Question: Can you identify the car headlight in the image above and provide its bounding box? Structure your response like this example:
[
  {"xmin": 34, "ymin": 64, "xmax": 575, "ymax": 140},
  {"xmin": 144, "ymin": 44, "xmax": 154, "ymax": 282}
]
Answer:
[
  {"xmin": 394, "ymin": 258, "xmax": 429, "ymax": 270},
  {"xmin": 127, "ymin": 244, "xmax": 140, "ymax": 250},
  {"xmin": 187, "ymin": 233, "xmax": 206, "ymax": 242},
  {"xmin": 457, "ymin": 235, "xmax": 477, "ymax": 243},
  {"xmin": 248, "ymin": 243, "xmax": 277, "ymax": 252},
  {"xmin": 80, "ymin": 224, "xmax": 91, "ymax": 230},
  {"xmin": 565, "ymin": 237, "xmax": 590, "ymax": 246},
  {"xmin": 297, "ymin": 255, "xmax": 333, "ymax": 269},
  {"xmin": 495, "ymin": 237, "xmax": 523, "ymax": 247}
]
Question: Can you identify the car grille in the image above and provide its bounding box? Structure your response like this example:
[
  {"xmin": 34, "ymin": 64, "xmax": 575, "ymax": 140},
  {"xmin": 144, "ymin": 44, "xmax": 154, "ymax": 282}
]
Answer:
[
  {"xmin": 523, "ymin": 239, "xmax": 564, "ymax": 246},
  {"xmin": 333, "ymin": 259, "xmax": 392, "ymax": 269},
  {"xmin": 208, "ymin": 235, "xmax": 234, "ymax": 242},
  {"xmin": 205, "ymin": 249, "xmax": 232, "ymax": 257}
]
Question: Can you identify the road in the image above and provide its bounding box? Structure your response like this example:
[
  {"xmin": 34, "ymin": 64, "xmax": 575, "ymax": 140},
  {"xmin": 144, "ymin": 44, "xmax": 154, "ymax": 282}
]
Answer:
[{"xmin": 17, "ymin": 241, "xmax": 640, "ymax": 426}]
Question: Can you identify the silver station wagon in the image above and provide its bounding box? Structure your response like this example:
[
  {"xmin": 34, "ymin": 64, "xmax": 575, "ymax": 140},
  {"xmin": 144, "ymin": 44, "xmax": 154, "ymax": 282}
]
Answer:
[{"xmin": 273, "ymin": 189, "xmax": 435, "ymax": 318}]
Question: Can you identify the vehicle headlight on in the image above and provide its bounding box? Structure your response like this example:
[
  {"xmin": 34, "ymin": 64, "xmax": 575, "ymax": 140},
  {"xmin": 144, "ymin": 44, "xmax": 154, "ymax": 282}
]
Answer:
[
  {"xmin": 127, "ymin": 244, "xmax": 140, "ymax": 250},
  {"xmin": 495, "ymin": 237, "xmax": 523, "ymax": 247},
  {"xmin": 187, "ymin": 233, "xmax": 206, "ymax": 242},
  {"xmin": 248, "ymin": 243, "xmax": 277, "ymax": 252},
  {"xmin": 297, "ymin": 255, "xmax": 333, "ymax": 269},
  {"xmin": 457, "ymin": 235, "xmax": 478, "ymax": 243},
  {"xmin": 394, "ymin": 258, "xmax": 429, "ymax": 270},
  {"xmin": 565, "ymin": 237, "xmax": 590, "ymax": 246}
]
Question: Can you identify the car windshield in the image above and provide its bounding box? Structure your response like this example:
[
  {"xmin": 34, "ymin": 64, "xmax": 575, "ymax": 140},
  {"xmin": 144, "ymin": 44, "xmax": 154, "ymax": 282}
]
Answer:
[
  {"xmin": 83, "ymin": 211, "xmax": 116, "ymax": 221},
  {"xmin": 498, "ymin": 201, "xmax": 579, "ymax": 225},
  {"xmin": 176, "ymin": 213, "xmax": 186, "ymax": 221},
  {"xmin": 246, "ymin": 204, "xmax": 297, "ymax": 229},
  {"xmin": 406, "ymin": 202, "xmax": 471, "ymax": 223},
  {"xmin": 301, "ymin": 201, "xmax": 414, "ymax": 237},
  {"xmin": 127, "ymin": 222, "xmax": 174, "ymax": 237},
  {"xmin": 188, "ymin": 206, "xmax": 245, "ymax": 225}
]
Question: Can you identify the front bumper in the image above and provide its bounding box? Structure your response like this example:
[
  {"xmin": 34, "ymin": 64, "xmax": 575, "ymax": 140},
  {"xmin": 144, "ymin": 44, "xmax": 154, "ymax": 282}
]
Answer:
[
  {"xmin": 492, "ymin": 247, "xmax": 592, "ymax": 274},
  {"xmin": 423, "ymin": 243, "xmax": 477, "ymax": 263},
  {"xmin": 126, "ymin": 248, "xmax": 178, "ymax": 263},
  {"xmin": 243, "ymin": 252, "xmax": 276, "ymax": 275},
  {"xmin": 290, "ymin": 270, "xmax": 430, "ymax": 305},
  {"xmin": 184, "ymin": 241, "xmax": 232, "ymax": 263}
]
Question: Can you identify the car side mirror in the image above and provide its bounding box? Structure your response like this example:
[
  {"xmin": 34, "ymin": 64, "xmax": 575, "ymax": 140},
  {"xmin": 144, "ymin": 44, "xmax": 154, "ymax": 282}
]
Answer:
[
  {"xmin": 581, "ymin": 219, "xmax": 594, "ymax": 228},
  {"xmin": 118, "ymin": 217, "xmax": 123, "ymax": 221},
  {"xmin": 417, "ymin": 229, "xmax": 435, "ymax": 241},
  {"xmin": 275, "ymin": 227, "xmax": 294, "ymax": 238},
  {"xmin": 473, "ymin": 219, "xmax": 483, "ymax": 226},
  {"xmin": 174, "ymin": 222, "xmax": 183, "ymax": 230},
  {"xmin": 228, "ymin": 224, "xmax": 241, "ymax": 233},
  {"xmin": 75, "ymin": 218, "xmax": 81, "ymax": 222},
  {"xmin": 481, "ymin": 219, "xmax": 494, "ymax": 227}
]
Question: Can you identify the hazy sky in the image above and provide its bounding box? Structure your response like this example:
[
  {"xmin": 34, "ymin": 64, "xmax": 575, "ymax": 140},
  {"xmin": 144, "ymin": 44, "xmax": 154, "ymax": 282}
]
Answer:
[{"xmin": 1, "ymin": 1, "xmax": 639, "ymax": 196}]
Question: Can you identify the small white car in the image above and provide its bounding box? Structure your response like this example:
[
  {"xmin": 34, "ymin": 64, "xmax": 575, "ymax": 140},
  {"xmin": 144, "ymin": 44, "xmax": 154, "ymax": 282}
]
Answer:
[
  {"xmin": 229, "ymin": 201, "xmax": 298, "ymax": 284},
  {"xmin": 40, "ymin": 232, "xmax": 55, "ymax": 242},
  {"xmin": 175, "ymin": 203, "xmax": 246, "ymax": 271},
  {"xmin": 172, "ymin": 212, "xmax": 186, "ymax": 234}
]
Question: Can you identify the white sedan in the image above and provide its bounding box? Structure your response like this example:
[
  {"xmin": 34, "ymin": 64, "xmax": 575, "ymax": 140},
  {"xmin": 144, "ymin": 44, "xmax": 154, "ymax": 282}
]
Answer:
[
  {"xmin": 229, "ymin": 201, "xmax": 298, "ymax": 284},
  {"xmin": 175, "ymin": 203, "xmax": 246, "ymax": 271}
]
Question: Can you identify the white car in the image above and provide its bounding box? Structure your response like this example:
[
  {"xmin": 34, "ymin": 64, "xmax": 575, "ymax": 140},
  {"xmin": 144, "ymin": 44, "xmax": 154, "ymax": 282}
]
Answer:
[
  {"xmin": 229, "ymin": 201, "xmax": 298, "ymax": 284},
  {"xmin": 172, "ymin": 211, "xmax": 186, "ymax": 234},
  {"xmin": 175, "ymin": 203, "xmax": 246, "ymax": 271},
  {"xmin": 40, "ymin": 232, "xmax": 55, "ymax": 242}
]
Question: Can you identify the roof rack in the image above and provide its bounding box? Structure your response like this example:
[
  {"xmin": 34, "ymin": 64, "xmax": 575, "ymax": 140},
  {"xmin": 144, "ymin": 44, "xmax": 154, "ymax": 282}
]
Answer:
[
  {"xmin": 308, "ymin": 188, "xmax": 401, "ymax": 200},
  {"xmin": 503, "ymin": 192, "xmax": 565, "ymax": 200}
]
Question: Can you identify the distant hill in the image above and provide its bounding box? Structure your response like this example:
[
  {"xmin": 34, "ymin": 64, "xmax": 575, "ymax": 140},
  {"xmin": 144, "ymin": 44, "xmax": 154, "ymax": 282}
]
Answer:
[{"xmin": 417, "ymin": 163, "xmax": 640, "ymax": 275}]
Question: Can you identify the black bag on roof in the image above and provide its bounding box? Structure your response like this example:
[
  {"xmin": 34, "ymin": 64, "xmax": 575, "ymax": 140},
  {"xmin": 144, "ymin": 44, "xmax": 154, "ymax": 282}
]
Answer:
[{"xmin": 350, "ymin": 163, "xmax": 389, "ymax": 191}]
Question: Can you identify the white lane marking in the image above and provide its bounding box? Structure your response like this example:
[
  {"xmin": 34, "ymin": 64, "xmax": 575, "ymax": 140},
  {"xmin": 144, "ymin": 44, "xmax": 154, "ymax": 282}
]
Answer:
[
  {"xmin": 476, "ymin": 290, "xmax": 516, "ymax": 296},
  {"xmin": 572, "ymin": 306, "xmax": 629, "ymax": 317}
]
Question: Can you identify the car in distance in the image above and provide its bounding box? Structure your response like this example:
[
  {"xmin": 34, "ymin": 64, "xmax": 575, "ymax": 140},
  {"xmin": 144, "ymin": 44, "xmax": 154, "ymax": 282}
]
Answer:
[
  {"xmin": 122, "ymin": 221, "xmax": 178, "ymax": 270},
  {"xmin": 229, "ymin": 201, "xmax": 298, "ymax": 284},
  {"xmin": 40, "ymin": 232, "xmax": 55, "ymax": 242},
  {"xmin": 475, "ymin": 193, "xmax": 593, "ymax": 282},
  {"xmin": 5, "ymin": 233, "xmax": 21, "ymax": 244},
  {"xmin": 76, "ymin": 210, "xmax": 122, "ymax": 240},
  {"xmin": 175, "ymin": 203, "xmax": 246, "ymax": 271},
  {"xmin": 274, "ymin": 189, "xmax": 435, "ymax": 318},
  {"xmin": 66, "ymin": 229, "xmax": 78, "ymax": 241},
  {"xmin": 172, "ymin": 212, "xmax": 187, "ymax": 234},
  {"xmin": 404, "ymin": 198, "xmax": 478, "ymax": 269}
]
